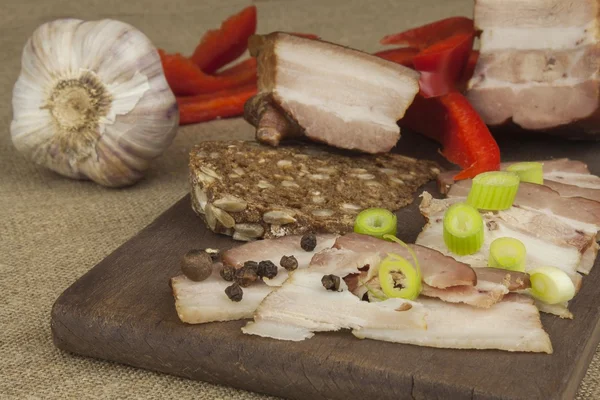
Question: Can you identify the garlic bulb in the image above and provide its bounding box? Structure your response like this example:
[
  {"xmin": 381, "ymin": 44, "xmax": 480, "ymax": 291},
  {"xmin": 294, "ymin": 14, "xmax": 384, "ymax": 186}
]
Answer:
[{"xmin": 11, "ymin": 19, "xmax": 179, "ymax": 187}]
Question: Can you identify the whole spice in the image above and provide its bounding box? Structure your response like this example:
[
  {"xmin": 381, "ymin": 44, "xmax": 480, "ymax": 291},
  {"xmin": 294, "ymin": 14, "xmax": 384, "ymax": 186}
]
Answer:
[
  {"xmin": 258, "ymin": 260, "xmax": 278, "ymax": 279},
  {"xmin": 180, "ymin": 249, "xmax": 213, "ymax": 282},
  {"xmin": 235, "ymin": 264, "xmax": 259, "ymax": 287},
  {"xmin": 280, "ymin": 255, "xmax": 298, "ymax": 271},
  {"xmin": 220, "ymin": 265, "xmax": 236, "ymax": 282},
  {"xmin": 11, "ymin": 19, "xmax": 179, "ymax": 188},
  {"xmin": 321, "ymin": 274, "xmax": 341, "ymax": 291},
  {"xmin": 300, "ymin": 233, "xmax": 317, "ymax": 252},
  {"xmin": 243, "ymin": 260, "xmax": 259, "ymax": 272},
  {"xmin": 225, "ymin": 283, "xmax": 244, "ymax": 302}
]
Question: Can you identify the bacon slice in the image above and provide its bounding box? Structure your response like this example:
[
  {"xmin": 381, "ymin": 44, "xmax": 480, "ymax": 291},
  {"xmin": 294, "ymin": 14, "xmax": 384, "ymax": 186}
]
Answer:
[
  {"xmin": 171, "ymin": 270, "xmax": 273, "ymax": 324},
  {"xmin": 221, "ymin": 234, "xmax": 338, "ymax": 286},
  {"xmin": 248, "ymin": 32, "xmax": 420, "ymax": 153},
  {"xmin": 333, "ymin": 233, "xmax": 477, "ymax": 289}
]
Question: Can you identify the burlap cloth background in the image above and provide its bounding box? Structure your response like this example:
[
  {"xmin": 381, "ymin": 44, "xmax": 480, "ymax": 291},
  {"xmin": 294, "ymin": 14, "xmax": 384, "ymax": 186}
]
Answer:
[{"xmin": 1, "ymin": 0, "xmax": 599, "ymax": 398}]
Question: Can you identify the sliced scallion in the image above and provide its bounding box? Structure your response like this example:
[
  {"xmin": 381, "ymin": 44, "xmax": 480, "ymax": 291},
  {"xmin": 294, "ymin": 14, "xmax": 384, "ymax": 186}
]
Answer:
[
  {"xmin": 467, "ymin": 171, "xmax": 520, "ymax": 211},
  {"xmin": 506, "ymin": 162, "xmax": 544, "ymax": 185},
  {"xmin": 378, "ymin": 235, "xmax": 422, "ymax": 300},
  {"xmin": 354, "ymin": 208, "xmax": 397, "ymax": 239},
  {"xmin": 378, "ymin": 253, "xmax": 421, "ymax": 300},
  {"xmin": 488, "ymin": 237, "xmax": 526, "ymax": 272},
  {"xmin": 443, "ymin": 202, "xmax": 484, "ymax": 255},
  {"xmin": 529, "ymin": 266, "xmax": 575, "ymax": 305}
]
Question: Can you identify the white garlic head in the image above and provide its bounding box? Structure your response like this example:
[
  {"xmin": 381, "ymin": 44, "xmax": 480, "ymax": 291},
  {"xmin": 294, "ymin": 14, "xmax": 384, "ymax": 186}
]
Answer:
[{"xmin": 11, "ymin": 19, "xmax": 179, "ymax": 187}]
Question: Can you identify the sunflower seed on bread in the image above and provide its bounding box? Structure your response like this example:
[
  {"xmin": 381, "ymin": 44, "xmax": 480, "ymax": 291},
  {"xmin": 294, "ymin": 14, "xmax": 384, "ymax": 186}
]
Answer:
[{"xmin": 190, "ymin": 141, "xmax": 440, "ymax": 240}]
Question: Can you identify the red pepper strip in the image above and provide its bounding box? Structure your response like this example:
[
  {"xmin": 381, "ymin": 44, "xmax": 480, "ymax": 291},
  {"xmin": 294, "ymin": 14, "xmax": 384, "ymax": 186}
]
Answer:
[
  {"xmin": 288, "ymin": 32, "xmax": 320, "ymax": 40},
  {"xmin": 216, "ymin": 58, "xmax": 257, "ymax": 76},
  {"xmin": 373, "ymin": 47, "xmax": 419, "ymax": 67},
  {"xmin": 177, "ymin": 86, "xmax": 258, "ymax": 125},
  {"xmin": 457, "ymin": 50, "xmax": 479, "ymax": 91},
  {"xmin": 380, "ymin": 17, "xmax": 474, "ymax": 49},
  {"xmin": 190, "ymin": 5, "xmax": 257, "ymax": 74},
  {"xmin": 177, "ymin": 83, "xmax": 257, "ymax": 105},
  {"xmin": 159, "ymin": 50, "xmax": 257, "ymax": 96},
  {"xmin": 401, "ymin": 92, "xmax": 500, "ymax": 180},
  {"xmin": 412, "ymin": 33, "xmax": 475, "ymax": 98}
]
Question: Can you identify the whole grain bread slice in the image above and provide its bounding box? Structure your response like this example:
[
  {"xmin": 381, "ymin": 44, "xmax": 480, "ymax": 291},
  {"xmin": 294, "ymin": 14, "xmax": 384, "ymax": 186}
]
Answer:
[{"xmin": 190, "ymin": 141, "xmax": 440, "ymax": 240}]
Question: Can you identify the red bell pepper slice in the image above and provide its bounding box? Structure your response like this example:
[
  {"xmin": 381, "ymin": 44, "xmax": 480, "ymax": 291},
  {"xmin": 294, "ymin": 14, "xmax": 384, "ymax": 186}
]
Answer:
[
  {"xmin": 380, "ymin": 17, "xmax": 474, "ymax": 49},
  {"xmin": 373, "ymin": 47, "xmax": 419, "ymax": 67},
  {"xmin": 401, "ymin": 92, "xmax": 500, "ymax": 180},
  {"xmin": 412, "ymin": 33, "xmax": 474, "ymax": 97},
  {"xmin": 159, "ymin": 50, "xmax": 257, "ymax": 96},
  {"xmin": 177, "ymin": 85, "xmax": 258, "ymax": 125},
  {"xmin": 457, "ymin": 50, "xmax": 479, "ymax": 91},
  {"xmin": 190, "ymin": 6, "xmax": 257, "ymax": 74},
  {"xmin": 177, "ymin": 83, "xmax": 257, "ymax": 104},
  {"xmin": 216, "ymin": 58, "xmax": 257, "ymax": 76}
]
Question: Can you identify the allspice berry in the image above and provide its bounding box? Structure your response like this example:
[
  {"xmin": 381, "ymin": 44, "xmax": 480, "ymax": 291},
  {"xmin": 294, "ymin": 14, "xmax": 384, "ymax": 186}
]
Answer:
[{"xmin": 181, "ymin": 249, "xmax": 213, "ymax": 282}]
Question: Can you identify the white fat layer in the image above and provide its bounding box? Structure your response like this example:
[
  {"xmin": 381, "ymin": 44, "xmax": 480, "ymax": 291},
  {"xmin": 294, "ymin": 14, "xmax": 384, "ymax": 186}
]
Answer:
[
  {"xmin": 275, "ymin": 86, "xmax": 402, "ymax": 127},
  {"xmin": 172, "ymin": 272, "xmax": 273, "ymax": 324},
  {"xmin": 545, "ymin": 172, "xmax": 600, "ymax": 189},
  {"xmin": 469, "ymin": 75, "xmax": 597, "ymax": 90},
  {"xmin": 276, "ymin": 39, "xmax": 419, "ymax": 90},
  {"xmin": 243, "ymin": 320, "xmax": 314, "ymax": 341},
  {"xmin": 519, "ymin": 205, "xmax": 599, "ymax": 236},
  {"xmin": 534, "ymin": 299, "xmax": 573, "ymax": 319},
  {"xmin": 354, "ymin": 297, "xmax": 552, "ymax": 353},
  {"xmin": 479, "ymin": 22, "xmax": 597, "ymax": 51},
  {"xmin": 417, "ymin": 209, "xmax": 581, "ymax": 277},
  {"xmin": 242, "ymin": 270, "xmax": 426, "ymax": 341},
  {"xmin": 274, "ymin": 41, "xmax": 418, "ymax": 125}
]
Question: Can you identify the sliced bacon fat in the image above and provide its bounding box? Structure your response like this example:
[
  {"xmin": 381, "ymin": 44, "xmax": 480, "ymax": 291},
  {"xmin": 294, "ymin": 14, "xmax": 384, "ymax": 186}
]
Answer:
[
  {"xmin": 439, "ymin": 159, "xmax": 600, "ymax": 204},
  {"xmin": 466, "ymin": 0, "xmax": 600, "ymax": 135},
  {"xmin": 221, "ymin": 234, "xmax": 339, "ymax": 286},
  {"xmin": 243, "ymin": 251, "xmax": 551, "ymax": 353},
  {"xmin": 355, "ymin": 295, "xmax": 552, "ymax": 354},
  {"xmin": 333, "ymin": 233, "xmax": 477, "ymax": 289},
  {"xmin": 171, "ymin": 270, "xmax": 273, "ymax": 324}
]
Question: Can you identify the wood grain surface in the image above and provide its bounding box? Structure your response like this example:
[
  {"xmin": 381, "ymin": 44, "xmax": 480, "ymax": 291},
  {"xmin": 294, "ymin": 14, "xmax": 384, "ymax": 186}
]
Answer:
[{"xmin": 51, "ymin": 131, "xmax": 600, "ymax": 400}]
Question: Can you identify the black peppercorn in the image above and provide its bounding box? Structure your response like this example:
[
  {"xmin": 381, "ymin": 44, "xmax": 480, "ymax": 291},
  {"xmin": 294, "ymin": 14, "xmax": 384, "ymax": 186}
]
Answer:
[
  {"xmin": 235, "ymin": 266, "xmax": 259, "ymax": 287},
  {"xmin": 280, "ymin": 255, "xmax": 298, "ymax": 271},
  {"xmin": 243, "ymin": 260, "xmax": 259, "ymax": 272},
  {"xmin": 180, "ymin": 249, "xmax": 213, "ymax": 282},
  {"xmin": 321, "ymin": 274, "xmax": 341, "ymax": 291},
  {"xmin": 300, "ymin": 233, "xmax": 317, "ymax": 251},
  {"xmin": 258, "ymin": 260, "xmax": 278, "ymax": 279},
  {"xmin": 225, "ymin": 283, "xmax": 243, "ymax": 302},
  {"xmin": 220, "ymin": 265, "xmax": 236, "ymax": 282}
]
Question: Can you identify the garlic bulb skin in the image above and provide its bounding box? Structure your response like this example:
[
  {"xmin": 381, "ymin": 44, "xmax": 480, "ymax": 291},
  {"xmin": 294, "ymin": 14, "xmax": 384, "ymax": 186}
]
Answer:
[{"xmin": 11, "ymin": 19, "xmax": 179, "ymax": 187}]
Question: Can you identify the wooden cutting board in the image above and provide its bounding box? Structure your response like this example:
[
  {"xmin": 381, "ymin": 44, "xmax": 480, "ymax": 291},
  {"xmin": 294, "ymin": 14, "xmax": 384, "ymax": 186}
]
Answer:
[{"xmin": 51, "ymin": 132, "xmax": 600, "ymax": 400}]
